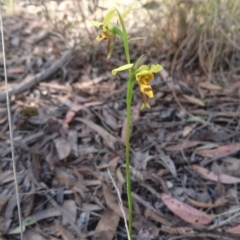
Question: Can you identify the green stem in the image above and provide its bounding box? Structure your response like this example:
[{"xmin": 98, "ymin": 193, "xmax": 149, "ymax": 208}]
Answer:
[
  {"xmin": 125, "ymin": 75, "xmax": 134, "ymax": 238},
  {"xmin": 115, "ymin": 9, "xmax": 134, "ymax": 239}
]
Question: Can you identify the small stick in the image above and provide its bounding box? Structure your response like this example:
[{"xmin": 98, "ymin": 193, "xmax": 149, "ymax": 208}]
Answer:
[{"xmin": 0, "ymin": 48, "xmax": 73, "ymax": 101}]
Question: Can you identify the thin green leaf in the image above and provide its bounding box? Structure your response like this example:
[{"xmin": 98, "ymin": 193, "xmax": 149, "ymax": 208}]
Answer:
[
  {"xmin": 115, "ymin": 8, "xmax": 130, "ymax": 64},
  {"xmin": 112, "ymin": 64, "xmax": 133, "ymax": 75},
  {"xmin": 103, "ymin": 9, "xmax": 116, "ymax": 26},
  {"xmin": 134, "ymin": 55, "xmax": 145, "ymax": 70}
]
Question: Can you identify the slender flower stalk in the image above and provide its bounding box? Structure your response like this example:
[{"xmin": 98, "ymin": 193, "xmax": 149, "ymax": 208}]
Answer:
[{"xmin": 92, "ymin": 8, "xmax": 163, "ymax": 239}]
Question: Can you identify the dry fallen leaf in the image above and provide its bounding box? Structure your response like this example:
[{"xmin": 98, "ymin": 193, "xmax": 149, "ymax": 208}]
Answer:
[
  {"xmin": 226, "ymin": 224, "xmax": 240, "ymax": 235},
  {"xmin": 186, "ymin": 196, "xmax": 228, "ymax": 209},
  {"xmin": 24, "ymin": 229, "xmax": 46, "ymax": 240},
  {"xmin": 0, "ymin": 170, "xmax": 14, "ymax": 184},
  {"xmin": 76, "ymin": 117, "xmax": 119, "ymax": 150},
  {"xmin": 198, "ymin": 82, "xmax": 223, "ymax": 91},
  {"xmin": 183, "ymin": 94, "xmax": 205, "ymax": 107},
  {"xmin": 225, "ymin": 81, "xmax": 240, "ymax": 94},
  {"xmin": 102, "ymin": 184, "xmax": 128, "ymax": 218},
  {"xmin": 196, "ymin": 144, "xmax": 240, "ymax": 158},
  {"xmin": 63, "ymin": 102, "xmax": 103, "ymax": 125},
  {"xmin": 182, "ymin": 123, "xmax": 197, "ymax": 137},
  {"xmin": 62, "ymin": 200, "xmax": 77, "ymax": 225},
  {"xmin": 55, "ymin": 220, "xmax": 75, "ymax": 240},
  {"xmin": 192, "ymin": 164, "xmax": 240, "ymax": 184},
  {"xmin": 95, "ymin": 209, "xmax": 120, "ymax": 240},
  {"xmin": 161, "ymin": 225, "xmax": 195, "ymax": 235},
  {"xmin": 53, "ymin": 137, "xmax": 71, "ymax": 160},
  {"xmin": 144, "ymin": 208, "xmax": 170, "ymax": 225},
  {"xmin": 161, "ymin": 194, "xmax": 214, "ymax": 225},
  {"xmin": 7, "ymin": 208, "xmax": 61, "ymax": 234},
  {"xmin": 164, "ymin": 141, "xmax": 203, "ymax": 151},
  {"xmin": 133, "ymin": 215, "xmax": 160, "ymax": 239},
  {"xmin": 102, "ymin": 108, "xmax": 118, "ymax": 129},
  {"xmin": 7, "ymin": 65, "xmax": 25, "ymax": 74},
  {"xmin": 159, "ymin": 152, "xmax": 177, "ymax": 178}
]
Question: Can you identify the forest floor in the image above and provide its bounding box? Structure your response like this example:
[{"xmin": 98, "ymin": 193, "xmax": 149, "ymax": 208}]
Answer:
[{"xmin": 1, "ymin": 1, "xmax": 240, "ymax": 240}]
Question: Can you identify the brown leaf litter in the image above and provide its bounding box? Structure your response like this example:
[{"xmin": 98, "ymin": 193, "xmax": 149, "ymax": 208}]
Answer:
[{"xmin": 0, "ymin": 1, "xmax": 240, "ymax": 240}]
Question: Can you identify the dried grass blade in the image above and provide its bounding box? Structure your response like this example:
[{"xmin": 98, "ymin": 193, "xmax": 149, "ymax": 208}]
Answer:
[{"xmin": 0, "ymin": 3, "xmax": 23, "ymax": 239}]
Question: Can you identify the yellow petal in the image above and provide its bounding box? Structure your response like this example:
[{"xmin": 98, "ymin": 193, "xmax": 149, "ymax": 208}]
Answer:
[
  {"xmin": 149, "ymin": 64, "xmax": 163, "ymax": 73},
  {"xmin": 96, "ymin": 36, "xmax": 102, "ymax": 41},
  {"xmin": 139, "ymin": 83, "xmax": 154, "ymax": 98},
  {"xmin": 103, "ymin": 9, "xmax": 116, "ymax": 26},
  {"xmin": 112, "ymin": 64, "xmax": 133, "ymax": 75},
  {"xmin": 136, "ymin": 65, "xmax": 149, "ymax": 73},
  {"xmin": 136, "ymin": 71, "xmax": 154, "ymax": 82},
  {"xmin": 91, "ymin": 21, "xmax": 103, "ymax": 27}
]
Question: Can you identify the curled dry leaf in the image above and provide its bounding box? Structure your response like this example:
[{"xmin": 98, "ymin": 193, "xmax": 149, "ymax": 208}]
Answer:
[
  {"xmin": 192, "ymin": 164, "xmax": 240, "ymax": 184},
  {"xmin": 183, "ymin": 94, "xmax": 205, "ymax": 107},
  {"xmin": 161, "ymin": 194, "xmax": 214, "ymax": 225}
]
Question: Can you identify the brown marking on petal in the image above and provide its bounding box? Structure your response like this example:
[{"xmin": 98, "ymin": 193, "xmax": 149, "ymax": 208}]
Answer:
[
  {"xmin": 99, "ymin": 24, "xmax": 105, "ymax": 30},
  {"xmin": 140, "ymin": 92, "xmax": 149, "ymax": 104},
  {"xmin": 101, "ymin": 31, "xmax": 110, "ymax": 40},
  {"xmin": 144, "ymin": 87, "xmax": 152, "ymax": 93}
]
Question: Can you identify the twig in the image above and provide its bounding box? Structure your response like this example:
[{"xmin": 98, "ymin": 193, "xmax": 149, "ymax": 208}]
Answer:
[
  {"xmin": 107, "ymin": 169, "xmax": 131, "ymax": 240},
  {"xmin": 209, "ymin": 210, "xmax": 240, "ymax": 230},
  {"xmin": 0, "ymin": 3, "xmax": 23, "ymax": 239},
  {"xmin": 0, "ymin": 48, "xmax": 73, "ymax": 101}
]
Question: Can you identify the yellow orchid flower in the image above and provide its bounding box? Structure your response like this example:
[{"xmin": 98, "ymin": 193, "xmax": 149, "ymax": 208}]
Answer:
[
  {"xmin": 112, "ymin": 63, "xmax": 163, "ymax": 109},
  {"xmin": 92, "ymin": 8, "xmax": 136, "ymax": 58},
  {"xmin": 91, "ymin": 9, "xmax": 116, "ymax": 42},
  {"xmin": 91, "ymin": 8, "xmax": 136, "ymax": 41}
]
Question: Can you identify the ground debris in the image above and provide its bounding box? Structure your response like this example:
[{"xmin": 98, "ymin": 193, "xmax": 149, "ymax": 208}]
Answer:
[{"xmin": 1, "ymin": 1, "xmax": 240, "ymax": 239}]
